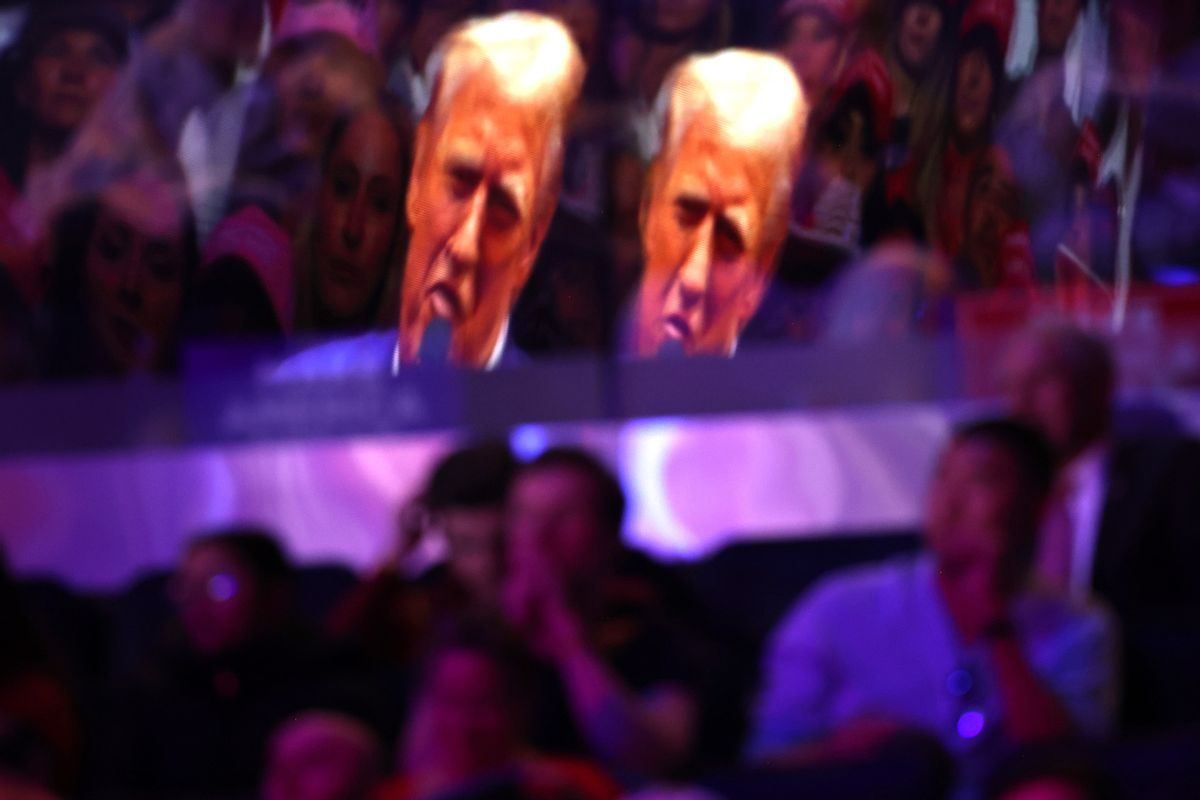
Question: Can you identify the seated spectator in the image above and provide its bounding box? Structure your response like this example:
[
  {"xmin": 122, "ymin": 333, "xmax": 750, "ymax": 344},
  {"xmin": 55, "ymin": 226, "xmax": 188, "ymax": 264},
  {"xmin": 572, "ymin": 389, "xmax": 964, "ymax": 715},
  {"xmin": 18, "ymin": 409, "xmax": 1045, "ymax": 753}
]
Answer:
[
  {"xmin": 1091, "ymin": 0, "xmax": 1200, "ymax": 284},
  {"xmin": 0, "ymin": 550, "xmax": 80, "ymax": 796},
  {"xmin": 1000, "ymin": 322, "xmax": 1200, "ymax": 731},
  {"xmin": 293, "ymin": 102, "xmax": 410, "ymax": 335},
  {"xmin": 328, "ymin": 441, "xmax": 519, "ymax": 667},
  {"xmin": 748, "ymin": 420, "xmax": 1117, "ymax": 787},
  {"xmin": 0, "ymin": 3, "xmax": 128, "ymax": 305},
  {"xmin": 42, "ymin": 164, "xmax": 198, "ymax": 379},
  {"xmin": 899, "ymin": 0, "xmax": 1026, "ymax": 268},
  {"xmin": 794, "ymin": 49, "xmax": 894, "ymax": 255},
  {"xmin": 503, "ymin": 448, "xmax": 712, "ymax": 779},
  {"xmin": 275, "ymin": 12, "xmax": 585, "ymax": 375},
  {"xmin": 263, "ymin": 711, "xmax": 383, "ymax": 800},
  {"xmin": 100, "ymin": 528, "xmax": 363, "ymax": 799},
  {"xmin": 379, "ymin": 620, "xmax": 620, "ymax": 800},
  {"xmin": 233, "ymin": 0, "xmax": 388, "ymax": 235}
]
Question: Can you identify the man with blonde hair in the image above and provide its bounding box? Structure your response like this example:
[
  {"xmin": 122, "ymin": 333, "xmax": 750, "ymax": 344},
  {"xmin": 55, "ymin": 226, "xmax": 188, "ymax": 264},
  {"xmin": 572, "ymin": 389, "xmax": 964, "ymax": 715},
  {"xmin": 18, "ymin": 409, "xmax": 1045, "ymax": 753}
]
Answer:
[
  {"xmin": 398, "ymin": 11, "xmax": 584, "ymax": 368},
  {"xmin": 633, "ymin": 49, "xmax": 809, "ymax": 358},
  {"xmin": 276, "ymin": 11, "xmax": 584, "ymax": 376}
]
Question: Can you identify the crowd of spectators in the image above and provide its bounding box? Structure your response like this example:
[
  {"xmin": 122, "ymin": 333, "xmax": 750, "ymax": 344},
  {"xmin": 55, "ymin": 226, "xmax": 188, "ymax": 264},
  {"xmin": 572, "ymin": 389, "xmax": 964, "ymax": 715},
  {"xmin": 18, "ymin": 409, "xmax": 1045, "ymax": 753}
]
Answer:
[
  {"xmin": 0, "ymin": 0, "xmax": 1196, "ymax": 379},
  {"xmin": 2, "ymin": 321, "xmax": 1199, "ymax": 798}
]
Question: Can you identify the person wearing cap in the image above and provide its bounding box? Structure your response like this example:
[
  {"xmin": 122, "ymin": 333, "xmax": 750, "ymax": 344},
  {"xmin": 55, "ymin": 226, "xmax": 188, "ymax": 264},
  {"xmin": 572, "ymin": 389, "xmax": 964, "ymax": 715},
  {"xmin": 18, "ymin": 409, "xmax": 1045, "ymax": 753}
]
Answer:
[
  {"xmin": 395, "ymin": 13, "xmax": 585, "ymax": 368},
  {"xmin": 631, "ymin": 49, "xmax": 808, "ymax": 359}
]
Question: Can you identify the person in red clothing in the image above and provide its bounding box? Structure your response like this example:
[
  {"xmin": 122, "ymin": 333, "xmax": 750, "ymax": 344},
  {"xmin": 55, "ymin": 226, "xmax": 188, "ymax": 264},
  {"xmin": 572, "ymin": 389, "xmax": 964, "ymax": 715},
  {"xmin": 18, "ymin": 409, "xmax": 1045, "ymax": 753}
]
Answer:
[
  {"xmin": 883, "ymin": 0, "xmax": 958, "ymax": 173},
  {"xmin": 895, "ymin": 0, "xmax": 1025, "ymax": 271},
  {"xmin": 955, "ymin": 147, "xmax": 1037, "ymax": 290}
]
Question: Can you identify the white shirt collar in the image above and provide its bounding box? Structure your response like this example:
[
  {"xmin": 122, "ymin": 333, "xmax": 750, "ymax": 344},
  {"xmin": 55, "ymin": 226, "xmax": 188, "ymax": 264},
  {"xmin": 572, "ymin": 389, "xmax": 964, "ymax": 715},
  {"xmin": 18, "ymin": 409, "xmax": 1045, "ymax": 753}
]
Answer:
[{"xmin": 391, "ymin": 319, "xmax": 509, "ymax": 375}]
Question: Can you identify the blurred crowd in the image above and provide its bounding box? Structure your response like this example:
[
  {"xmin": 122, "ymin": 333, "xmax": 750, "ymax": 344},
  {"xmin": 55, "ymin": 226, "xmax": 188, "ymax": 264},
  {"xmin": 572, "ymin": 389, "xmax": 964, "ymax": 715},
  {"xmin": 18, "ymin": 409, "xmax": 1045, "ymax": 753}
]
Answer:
[
  {"xmin": 2, "ymin": 320, "xmax": 1200, "ymax": 799},
  {"xmin": 0, "ymin": 0, "xmax": 1196, "ymax": 378}
]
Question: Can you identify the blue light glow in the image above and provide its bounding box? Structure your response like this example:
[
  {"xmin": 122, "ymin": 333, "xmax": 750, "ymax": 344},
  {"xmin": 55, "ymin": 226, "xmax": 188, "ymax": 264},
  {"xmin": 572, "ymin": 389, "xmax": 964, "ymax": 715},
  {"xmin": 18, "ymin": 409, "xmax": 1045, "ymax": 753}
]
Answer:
[
  {"xmin": 510, "ymin": 425, "xmax": 550, "ymax": 461},
  {"xmin": 956, "ymin": 709, "xmax": 986, "ymax": 740}
]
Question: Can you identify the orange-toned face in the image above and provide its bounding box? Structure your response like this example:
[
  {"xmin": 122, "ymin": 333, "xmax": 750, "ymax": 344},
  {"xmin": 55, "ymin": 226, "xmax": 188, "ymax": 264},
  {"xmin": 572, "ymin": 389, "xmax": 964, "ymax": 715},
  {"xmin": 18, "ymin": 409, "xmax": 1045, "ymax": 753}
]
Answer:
[
  {"xmin": 635, "ymin": 118, "xmax": 781, "ymax": 357},
  {"xmin": 399, "ymin": 73, "xmax": 554, "ymax": 367}
]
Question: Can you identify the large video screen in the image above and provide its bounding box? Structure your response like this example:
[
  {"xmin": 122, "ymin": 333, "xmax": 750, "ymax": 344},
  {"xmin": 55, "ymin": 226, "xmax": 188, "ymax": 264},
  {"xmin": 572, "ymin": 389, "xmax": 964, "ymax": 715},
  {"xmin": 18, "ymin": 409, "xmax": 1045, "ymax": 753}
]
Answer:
[{"xmin": 0, "ymin": 0, "xmax": 1197, "ymax": 401}]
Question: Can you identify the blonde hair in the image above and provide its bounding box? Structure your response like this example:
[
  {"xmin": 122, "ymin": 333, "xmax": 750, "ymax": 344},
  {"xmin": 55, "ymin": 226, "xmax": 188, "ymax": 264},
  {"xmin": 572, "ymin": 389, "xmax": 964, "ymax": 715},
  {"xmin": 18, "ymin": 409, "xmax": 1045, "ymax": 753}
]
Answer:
[
  {"xmin": 655, "ymin": 49, "xmax": 809, "ymax": 230},
  {"xmin": 424, "ymin": 12, "xmax": 585, "ymax": 212}
]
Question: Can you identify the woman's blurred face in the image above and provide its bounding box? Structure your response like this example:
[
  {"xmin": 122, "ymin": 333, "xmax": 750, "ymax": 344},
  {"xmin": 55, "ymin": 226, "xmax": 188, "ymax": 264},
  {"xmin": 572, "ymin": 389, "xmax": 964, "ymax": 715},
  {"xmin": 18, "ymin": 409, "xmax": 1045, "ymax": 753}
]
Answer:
[
  {"xmin": 315, "ymin": 109, "xmax": 403, "ymax": 324},
  {"xmin": 780, "ymin": 12, "xmax": 845, "ymax": 101},
  {"xmin": 23, "ymin": 29, "xmax": 121, "ymax": 135},
  {"xmin": 172, "ymin": 544, "xmax": 259, "ymax": 657},
  {"xmin": 423, "ymin": 650, "xmax": 517, "ymax": 778},
  {"xmin": 84, "ymin": 179, "xmax": 187, "ymax": 374},
  {"xmin": 897, "ymin": 2, "xmax": 944, "ymax": 75},
  {"xmin": 954, "ymin": 48, "xmax": 995, "ymax": 141}
]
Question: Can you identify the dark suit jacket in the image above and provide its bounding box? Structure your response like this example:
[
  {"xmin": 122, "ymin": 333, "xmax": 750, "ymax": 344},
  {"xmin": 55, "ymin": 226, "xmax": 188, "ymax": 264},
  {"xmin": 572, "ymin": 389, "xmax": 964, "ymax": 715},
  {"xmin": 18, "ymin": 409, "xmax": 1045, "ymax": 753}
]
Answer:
[{"xmin": 1092, "ymin": 437, "xmax": 1200, "ymax": 732}]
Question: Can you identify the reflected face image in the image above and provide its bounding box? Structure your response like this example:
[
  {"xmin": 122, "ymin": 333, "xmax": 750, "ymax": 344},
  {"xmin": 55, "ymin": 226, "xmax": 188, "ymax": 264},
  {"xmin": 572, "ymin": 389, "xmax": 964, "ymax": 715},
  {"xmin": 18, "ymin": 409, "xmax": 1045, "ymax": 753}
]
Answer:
[
  {"xmin": 84, "ymin": 178, "xmax": 188, "ymax": 374},
  {"xmin": 315, "ymin": 108, "xmax": 404, "ymax": 325},
  {"xmin": 896, "ymin": 2, "xmax": 944, "ymax": 75},
  {"xmin": 636, "ymin": 120, "xmax": 776, "ymax": 358},
  {"xmin": 271, "ymin": 36, "xmax": 380, "ymax": 159},
  {"xmin": 1038, "ymin": 0, "xmax": 1082, "ymax": 57},
  {"xmin": 399, "ymin": 74, "xmax": 552, "ymax": 367}
]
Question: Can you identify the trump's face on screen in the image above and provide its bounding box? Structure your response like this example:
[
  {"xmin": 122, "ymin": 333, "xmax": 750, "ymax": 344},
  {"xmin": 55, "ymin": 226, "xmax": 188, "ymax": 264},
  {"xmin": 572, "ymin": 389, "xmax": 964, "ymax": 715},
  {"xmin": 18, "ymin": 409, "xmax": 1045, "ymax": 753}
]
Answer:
[
  {"xmin": 398, "ymin": 13, "xmax": 583, "ymax": 368},
  {"xmin": 634, "ymin": 50, "xmax": 807, "ymax": 358}
]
